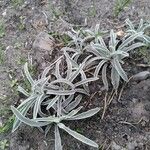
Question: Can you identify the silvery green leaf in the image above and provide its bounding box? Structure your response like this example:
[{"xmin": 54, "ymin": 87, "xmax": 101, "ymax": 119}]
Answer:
[
  {"xmin": 55, "ymin": 125, "xmax": 62, "ymax": 150},
  {"xmin": 50, "ymin": 79, "xmax": 75, "ymax": 90},
  {"xmin": 17, "ymin": 86, "xmax": 30, "ymax": 97},
  {"xmin": 86, "ymin": 44, "xmax": 101, "ymax": 57},
  {"xmin": 46, "ymin": 89, "xmax": 75, "ymax": 95},
  {"xmin": 138, "ymin": 19, "xmax": 144, "ymax": 31},
  {"xmin": 17, "ymin": 95, "xmax": 36, "ymax": 109},
  {"xmin": 75, "ymin": 88, "xmax": 89, "ymax": 95},
  {"xmin": 125, "ymin": 19, "xmax": 135, "ymax": 30},
  {"xmin": 62, "ymin": 95, "xmax": 74, "ymax": 108},
  {"xmin": 102, "ymin": 64, "xmax": 108, "ymax": 91},
  {"xmin": 11, "ymin": 106, "xmax": 50, "ymax": 127},
  {"xmin": 109, "ymin": 30, "xmax": 117, "ymax": 52},
  {"xmin": 58, "ymin": 123, "xmax": 98, "ymax": 148},
  {"xmin": 24, "ymin": 63, "xmax": 34, "ymax": 85},
  {"xmin": 67, "ymin": 106, "xmax": 83, "ymax": 117},
  {"xmin": 98, "ymin": 36, "xmax": 107, "ymax": 48},
  {"xmin": 118, "ymin": 32, "xmax": 143, "ymax": 50},
  {"xmin": 69, "ymin": 63, "xmax": 85, "ymax": 82},
  {"xmin": 45, "ymin": 125, "xmax": 52, "ymax": 137},
  {"xmin": 38, "ymin": 105, "xmax": 48, "ymax": 117},
  {"xmin": 143, "ymin": 35, "xmax": 150, "ymax": 43},
  {"xmin": 33, "ymin": 94, "xmax": 44, "ymax": 119},
  {"xmin": 85, "ymin": 56, "xmax": 101, "ymax": 69},
  {"xmin": 74, "ymin": 77, "xmax": 98, "ymax": 87},
  {"xmin": 65, "ymin": 95, "xmax": 82, "ymax": 112},
  {"xmin": 95, "ymin": 24, "xmax": 100, "ymax": 34},
  {"xmin": 112, "ymin": 58, "xmax": 128, "ymax": 81},
  {"xmin": 34, "ymin": 116, "xmax": 60, "ymax": 123},
  {"xmin": 91, "ymin": 42, "xmax": 109, "ymax": 56},
  {"xmin": 80, "ymin": 70, "xmax": 89, "ymax": 92},
  {"xmin": 41, "ymin": 56, "xmax": 63, "ymax": 78},
  {"xmin": 142, "ymin": 24, "xmax": 150, "ymax": 31},
  {"xmin": 67, "ymin": 107, "xmax": 100, "ymax": 120},
  {"xmin": 110, "ymin": 51, "xmax": 129, "ymax": 58},
  {"xmin": 55, "ymin": 59, "xmax": 62, "ymax": 79},
  {"xmin": 64, "ymin": 50, "xmax": 73, "ymax": 78},
  {"xmin": 71, "ymin": 52, "xmax": 81, "ymax": 61},
  {"xmin": 84, "ymin": 29, "xmax": 94, "ymax": 35},
  {"xmin": 61, "ymin": 47, "xmax": 77, "ymax": 53},
  {"xmin": 46, "ymin": 95, "xmax": 60, "ymax": 110},
  {"xmin": 111, "ymin": 67, "xmax": 120, "ymax": 89},
  {"xmin": 121, "ymin": 42, "xmax": 146, "ymax": 52},
  {"xmin": 12, "ymin": 100, "xmax": 35, "ymax": 132},
  {"xmin": 94, "ymin": 60, "xmax": 107, "ymax": 77},
  {"xmin": 81, "ymin": 36, "xmax": 95, "ymax": 46}
]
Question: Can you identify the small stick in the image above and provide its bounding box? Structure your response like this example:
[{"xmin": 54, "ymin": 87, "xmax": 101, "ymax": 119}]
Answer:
[
  {"xmin": 101, "ymin": 92, "xmax": 108, "ymax": 119},
  {"xmin": 108, "ymin": 90, "xmax": 116, "ymax": 105},
  {"xmin": 119, "ymin": 121, "xmax": 137, "ymax": 128}
]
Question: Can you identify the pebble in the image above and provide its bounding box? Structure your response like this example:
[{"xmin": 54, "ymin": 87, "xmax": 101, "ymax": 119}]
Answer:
[
  {"xmin": 132, "ymin": 71, "xmax": 150, "ymax": 81},
  {"xmin": 32, "ymin": 32, "xmax": 55, "ymax": 52}
]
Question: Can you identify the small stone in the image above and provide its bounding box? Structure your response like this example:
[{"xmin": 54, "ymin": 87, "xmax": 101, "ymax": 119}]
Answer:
[
  {"xmin": 2, "ymin": 9, "xmax": 7, "ymax": 17},
  {"xmin": 132, "ymin": 71, "xmax": 150, "ymax": 81},
  {"xmin": 116, "ymin": 30, "xmax": 125, "ymax": 37},
  {"xmin": 32, "ymin": 32, "xmax": 55, "ymax": 52}
]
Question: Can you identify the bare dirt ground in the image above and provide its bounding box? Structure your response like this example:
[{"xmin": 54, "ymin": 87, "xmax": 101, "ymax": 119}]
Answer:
[{"xmin": 0, "ymin": 0, "xmax": 150, "ymax": 150}]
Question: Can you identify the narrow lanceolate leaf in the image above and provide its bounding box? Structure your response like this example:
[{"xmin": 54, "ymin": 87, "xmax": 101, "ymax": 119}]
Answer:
[
  {"xmin": 46, "ymin": 89, "xmax": 75, "ymax": 95},
  {"xmin": 24, "ymin": 63, "xmax": 34, "ymax": 85},
  {"xmin": 138, "ymin": 19, "xmax": 144, "ymax": 31},
  {"xmin": 49, "ymin": 79, "xmax": 75, "ymax": 90},
  {"xmin": 111, "ymin": 67, "xmax": 120, "ymax": 89},
  {"xmin": 55, "ymin": 125, "xmax": 62, "ymax": 150},
  {"xmin": 12, "ymin": 100, "xmax": 35, "ymax": 132},
  {"xmin": 80, "ymin": 70, "xmax": 89, "ymax": 93},
  {"xmin": 46, "ymin": 96, "xmax": 60, "ymax": 110},
  {"xmin": 67, "ymin": 107, "xmax": 100, "ymax": 120},
  {"xmin": 125, "ymin": 19, "xmax": 135, "ymax": 30},
  {"xmin": 112, "ymin": 58, "xmax": 128, "ymax": 81},
  {"xmin": 74, "ymin": 77, "xmax": 98, "ymax": 87},
  {"xmin": 41, "ymin": 56, "xmax": 63, "ymax": 78},
  {"xmin": 55, "ymin": 59, "xmax": 62, "ymax": 79},
  {"xmin": 85, "ymin": 56, "xmax": 101, "ymax": 69},
  {"xmin": 118, "ymin": 32, "xmax": 143, "ymax": 50},
  {"xmin": 65, "ymin": 95, "xmax": 82, "ymax": 112},
  {"xmin": 75, "ymin": 88, "xmax": 89, "ymax": 95},
  {"xmin": 94, "ymin": 60, "xmax": 107, "ymax": 77},
  {"xmin": 66, "ymin": 106, "xmax": 83, "ymax": 118},
  {"xmin": 102, "ymin": 64, "xmax": 108, "ymax": 91},
  {"xmin": 62, "ymin": 95, "xmax": 74, "ymax": 108},
  {"xmin": 64, "ymin": 50, "xmax": 73, "ymax": 79},
  {"xmin": 95, "ymin": 24, "xmax": 100, "ymax": 34},
  {"xmin": 110, "ymin": 30, "xmax": 117, "ymax": 52},
  {"xmin": 121, "ymin": 42, "xmax": 146, "ymax": 52},
  {"xmin": 58, "ymin": 123, "xmax": 98, "ymax": 148},
  {"xmin": 143, "ymin": 35, "xmax": 150, "ymax": 43},
  {"xmin": 98, "ymin": 36, "xmax": 107, "ymax": 48},
  {"xmin": 11, "ymin": 106, "xmax": 50, "ymax": 127},
  {"xmin": 91, "ymin": 43, "xmax": 109, "ymax": 56},
  {"xmin": 69, "ymin": 63, "xmax": 85, "ymax": 82},
  {"xmin": 33, "ymin": 94, "xmax": 44, "ymax": 119},
  {"xmin": 17, "ymin": 95, "xmax": 36, "ymax": 109},
  {"xmin": 17, "ymin": 86, "xmax": 30, "ymax": 97}
]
